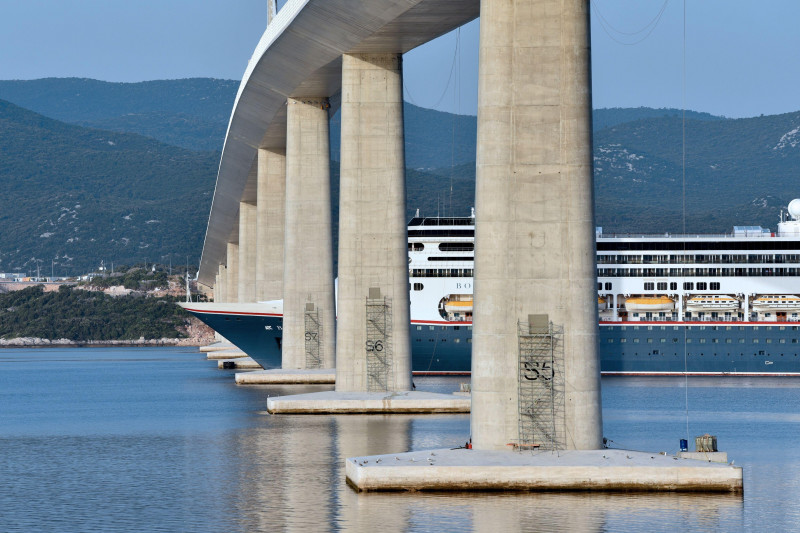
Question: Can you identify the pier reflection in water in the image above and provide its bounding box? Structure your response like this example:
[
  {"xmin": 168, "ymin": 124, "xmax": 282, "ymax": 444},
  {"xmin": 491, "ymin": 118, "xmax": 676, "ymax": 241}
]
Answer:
[{"xmin": 6, "ymin": 348, "xmax": 799, "ymax": 532}]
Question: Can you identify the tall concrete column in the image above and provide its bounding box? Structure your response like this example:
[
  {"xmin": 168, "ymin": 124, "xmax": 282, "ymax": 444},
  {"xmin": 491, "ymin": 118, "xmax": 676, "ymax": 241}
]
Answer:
[
  {"xmin": 335, "ymin": 53, "xmax": 411, "ymax": 392},
  {"xmin": 217, "ymin": 264, "xmax": 227, "ymax": 303},
  {"xmin": 282, "ymin": 98, "xmax": 336, "ymax": 369},
  {"xmin": 471, "ymin": 0, "xmax": 602, "ymax": 450},
  {"xmin": 238, "ymin": 201, "xmax": 257, "ymax": 302},
  {"xmin": 226, "ymin": 242, "xmax": 239, "ymax": 304},
  {"xmin": 256, "ymin": 147, "xmax": 286, "ymax": 301}
]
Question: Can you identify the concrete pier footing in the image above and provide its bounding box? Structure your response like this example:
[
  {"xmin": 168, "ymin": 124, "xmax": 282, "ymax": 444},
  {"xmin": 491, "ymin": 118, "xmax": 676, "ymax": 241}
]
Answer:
[
  {"xmin": 235, "ymin": 368, "xmax": 336, "ymax": 385},
  {"xmin": 345, "ymin": 449, "xmax": 743, "ymax": 492},
  {"xmin": 266, "ymin": 391, "xmax": 470, "ymax": 414},
  {"xmin": 206, "ymin": 350, "xmax": 248, "ymax": 360},
  {"xmin": 218, "ymin": 357, "xmax": 263, "ymax": 370},
  {"xmin": 199, "ymin": 342, "xmax": 234, "ymax": 353}
]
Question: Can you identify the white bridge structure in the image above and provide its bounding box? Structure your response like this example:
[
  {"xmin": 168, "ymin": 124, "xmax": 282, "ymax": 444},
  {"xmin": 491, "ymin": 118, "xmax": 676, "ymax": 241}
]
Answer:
[{"xmin": 196, "ymin": 0, "xmax": 602, "ymax": 455}]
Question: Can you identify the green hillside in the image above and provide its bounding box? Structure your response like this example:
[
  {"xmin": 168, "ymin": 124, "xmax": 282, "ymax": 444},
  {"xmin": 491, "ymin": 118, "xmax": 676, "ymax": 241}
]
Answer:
[
  {"xmin": 0, "ymin": 99, "xmax": 217, "ymax": 274},
  {"xmin": 594, "ymin": 112, "xmax": 800, "ymax": 232},
  {"xmin": 0, "ymin": 285, "xmax": 189, "ymax": 341},
  {"xmin": 0, "ymin": 78, "xmax": 237, "ymax": 151}
]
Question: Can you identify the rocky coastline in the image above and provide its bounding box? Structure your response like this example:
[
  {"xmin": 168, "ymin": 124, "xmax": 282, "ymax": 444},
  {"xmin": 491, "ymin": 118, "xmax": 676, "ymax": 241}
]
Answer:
[{"xmin": 0, "ymin": 336, "xmax": 211, "ymax": 347}]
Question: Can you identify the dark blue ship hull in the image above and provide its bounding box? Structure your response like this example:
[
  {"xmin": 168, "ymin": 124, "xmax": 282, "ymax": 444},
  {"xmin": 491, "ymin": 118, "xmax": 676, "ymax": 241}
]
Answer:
[
  {"xmin": 188, "ymin": 307, "xmax": 800, "ymax": 375},
  {"xmin": 599, "ymin": 322, "xmax": 800, "ymax": 375},
  {"xmin": 188, "ymin": 308, "xmax": 472, "ymax": 373}
]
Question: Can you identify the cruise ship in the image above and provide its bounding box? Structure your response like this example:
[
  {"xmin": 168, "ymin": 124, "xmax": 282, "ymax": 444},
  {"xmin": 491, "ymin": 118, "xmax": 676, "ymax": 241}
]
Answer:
[{"xmin": 184, "ymin": 201, "xmax": 800, "ymax": 375}]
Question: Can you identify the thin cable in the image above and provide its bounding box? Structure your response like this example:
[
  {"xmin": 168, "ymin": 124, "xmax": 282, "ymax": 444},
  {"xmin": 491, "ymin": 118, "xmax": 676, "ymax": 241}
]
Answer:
[
  {"xmin": 591, "ymin": 0, "xmax": 670, "ymax": 46},
  {"xmin": 592, "ymin": 0, "xmax": 670, "ymax": 36},
  {"xmin": 682, "ymin": 0, "xmax": 690, "ymax": 445},
  {"xmin": 448, "ymin": 28, "xmax": 461, "ymax": 217}
]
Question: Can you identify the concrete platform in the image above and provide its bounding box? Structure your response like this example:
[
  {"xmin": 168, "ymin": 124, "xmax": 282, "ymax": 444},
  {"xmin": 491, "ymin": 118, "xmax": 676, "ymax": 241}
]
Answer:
[
  {"xmin": 678, "ymin": 451, "xmax": 729, "ymax": 463},
  {"xmin": 345, "ymin": 448, "xmax": 742, "ymax": 492},
  {"xmin": 206, "ymin": 350, "xmax": 248, "ymax": 360},
  {"xmin": 199, "ymin": 342, "xmax": 235, "ymax": 353},
  {"xmin": 235, "ymin": 368, "xmax": 336, "ymax": 385},
  {"xmin": 266, "ymin": 391, "xmax": 470, "ymax": 414},
  {"xmin": 217, "ymin": 357, "xmax": 263, "ymax": 370}
]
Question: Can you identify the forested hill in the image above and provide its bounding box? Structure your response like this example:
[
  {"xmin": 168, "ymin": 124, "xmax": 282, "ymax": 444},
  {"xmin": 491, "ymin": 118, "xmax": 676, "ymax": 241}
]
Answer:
[
  {"xmin": 0, "ymin": 99, "xmax": 218, "ymax": 275},
  {"xmin": 0, "ymin": 78, "xmax": 237, "ymax": 152},
  {"xmin": 594, "ymin": 111, "xmax": 800, "ymax": 233}
]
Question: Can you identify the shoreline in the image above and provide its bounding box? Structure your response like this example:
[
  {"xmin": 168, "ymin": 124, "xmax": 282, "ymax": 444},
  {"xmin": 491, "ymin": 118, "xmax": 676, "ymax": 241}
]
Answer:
[{"xmin": 0, "ymin": 337, "xmax": 211, "ymax": 348}]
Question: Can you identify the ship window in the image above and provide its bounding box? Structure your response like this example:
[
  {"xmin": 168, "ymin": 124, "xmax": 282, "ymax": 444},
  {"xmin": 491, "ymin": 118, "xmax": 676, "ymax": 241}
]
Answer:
[
  {"xmin": 753, "ymin": 339, "xmax": 759, "ymax": 344},
  {"xmin": 454, "ymin": 326, "xmax": 460, "ymax": 330},
  {"xmin": 607, "ymin": 339, "xmax": 614, "ymax": 343},
  {"xmin": 647, "ymin": 338, "xmax": 652, "ymax": 343},
  {"xmin": 712, "ymin": 339, "xmax": 719, "ymax": 343},
  {"xmin": 413, "ymin": 283, "xmax": 424, "ymax": 291},
  {"xmin": 598, "ymin": 283, "xmax": 602, "ymax": 290},
  {"xmin": 686, "ymin": 339, "xmax": 692, "ymax": 343},
  {"xmin": 408, "ymin": 243, "xmax": 424, "ymax": 251},
  {"xmin": 710, "ymin": 282, "xmax": 720, "ymax": 290},
  {"xmin": 759, "ymin": 350, "xmax": 765, "ymax": 356},
  {"xmin": 780, "ymin": 339, "xmax": 786, "ymax": 344},
  {"xmin": 416, "ymin": 326, "xmax": 422, "ymax": 330},
  {"xmin": 780, "ymin": 326, "xmax": 786, "ymax": 331},
  {"xmin": 657, "ymin": 282, "xmax": 667, "ymax": 290},
  {"xmin": 673, "ymin": 338, "xmax": 679, "ymax": 343},
  {"xmin": 767, "ymin": 339, "xmax": 773, "ymax": 344},
  {"xmin": 684, "ymin": 282, "xmax": 694, "ymax": 290},
  {"xmin": 660, "ymin": 338, "xmax": 666, "ymax": 343},
  {"xmin": 454, "ymin": 338, "xmax": 460, "ymax": 343},
  {"xmin": 700, "ymin": 339, "xmax": 707, "ymax": 344},
  {"xmin": 633, "ymin": 338, "xmax": 640, "ymax": 343},
  {"xmin": 620, "ymin": 338, "xmax": 627, "ymax": 343},
  {"xmin": 438, "ymin": 242, "xmax": 473, "ymax": 252},
  {"xmin": 697, "ymin": 282, "xmax": 707, "ymax": 290},
  {"xmin": 739, "ymin": 339, "xmax": 745, "ymax": 343},
  {"xmin": 605, "ymin": 282, "xmax": 612, "ymax": 290},
  {"xmin": 467, "ymin": 326, "xmax": 473, "ymax": 330},
  {"xmin": 793, "ymin": 339, "xmax": 798, "ymax": 344},
  {"xmin": 429, "ymin": 326, "xmax": 435, "ymax": 330},
  {"xmin": 467, "ymin": 338, "xmax": 472, "ymax": 343},
  {"xmin": 644, "ymin": 282, "xmax": 654, "ymax": 290}
]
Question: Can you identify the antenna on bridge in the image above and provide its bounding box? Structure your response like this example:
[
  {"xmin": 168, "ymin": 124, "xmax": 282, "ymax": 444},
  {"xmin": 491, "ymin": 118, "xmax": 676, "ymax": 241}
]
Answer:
[{"xmin": 268, "ymin": 0, "xmax": 277, "ymax": 26}]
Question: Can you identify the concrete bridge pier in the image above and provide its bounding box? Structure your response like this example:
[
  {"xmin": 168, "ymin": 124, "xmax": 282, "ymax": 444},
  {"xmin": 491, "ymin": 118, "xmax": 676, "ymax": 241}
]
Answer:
[
  {"xmin": 238, "ymin": 201, "xmax": 258, "ymax": 302},
  {"xmin": 256, "ymin": 147, "xmax": 286, "ymax": 302},
  {"xmin": 469, "ymin": 0, "xmax": 601, "ymax": 451},
  {"xmin": 282, "ymin": 97, "xmax": 336, "ymax": 371},
  {"xmin": 345, "ymin": 0, "xmax": 740, "ymax": 491},
  {"xmin": 226, "ymin": 242, "xmax": 239, "ymax": 303},
  {"xmin": 335, "ymin": 53, "xmax": 411, "ymax": 393},
  {"xmin": 266, "ymin": 53, "xmax": 467, "ymax": 413},
  {"xmin": 217, "ymin": 265, "xmax": 226, "ymax": 303}
]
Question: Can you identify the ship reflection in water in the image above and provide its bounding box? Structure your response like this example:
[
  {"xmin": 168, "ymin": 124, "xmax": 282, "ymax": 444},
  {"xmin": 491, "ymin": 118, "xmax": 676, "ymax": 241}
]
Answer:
[{"xmin": 5, "ymin": 348, "xmax": 799, "ymax": 531}]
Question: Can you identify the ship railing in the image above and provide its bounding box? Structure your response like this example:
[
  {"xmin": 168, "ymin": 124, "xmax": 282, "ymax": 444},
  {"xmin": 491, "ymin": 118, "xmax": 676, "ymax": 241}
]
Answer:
[{"xmin": 597, "ymin": 233, "xmax": 767, "ymax": 239}]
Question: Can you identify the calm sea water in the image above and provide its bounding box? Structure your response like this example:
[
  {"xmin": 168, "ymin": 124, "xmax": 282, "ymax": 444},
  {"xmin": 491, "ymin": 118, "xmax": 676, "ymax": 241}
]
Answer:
[{"xmin": 0, "ymin": 347, "xmax": 798, "ymax": 532}]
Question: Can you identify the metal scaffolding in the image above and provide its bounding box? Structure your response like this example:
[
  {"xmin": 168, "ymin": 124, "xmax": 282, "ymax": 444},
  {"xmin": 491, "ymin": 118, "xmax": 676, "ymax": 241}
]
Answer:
[
  {"xmin": 517, "ymin": 317, "xmax": 565, "ymax": 451},
  {"xmin": 304, "ymin": 304, "xmax": 322, "ymax": 369},
  {"xmin": 366, "ymin": 289, "xmax": 392, "ymax": 392}
]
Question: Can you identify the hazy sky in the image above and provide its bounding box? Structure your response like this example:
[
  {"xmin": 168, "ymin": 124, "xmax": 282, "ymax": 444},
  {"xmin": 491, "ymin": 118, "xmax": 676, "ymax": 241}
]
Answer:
[{"xmin": 1, "ymin": 1, "xmax": 799, "ymax": 118}]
